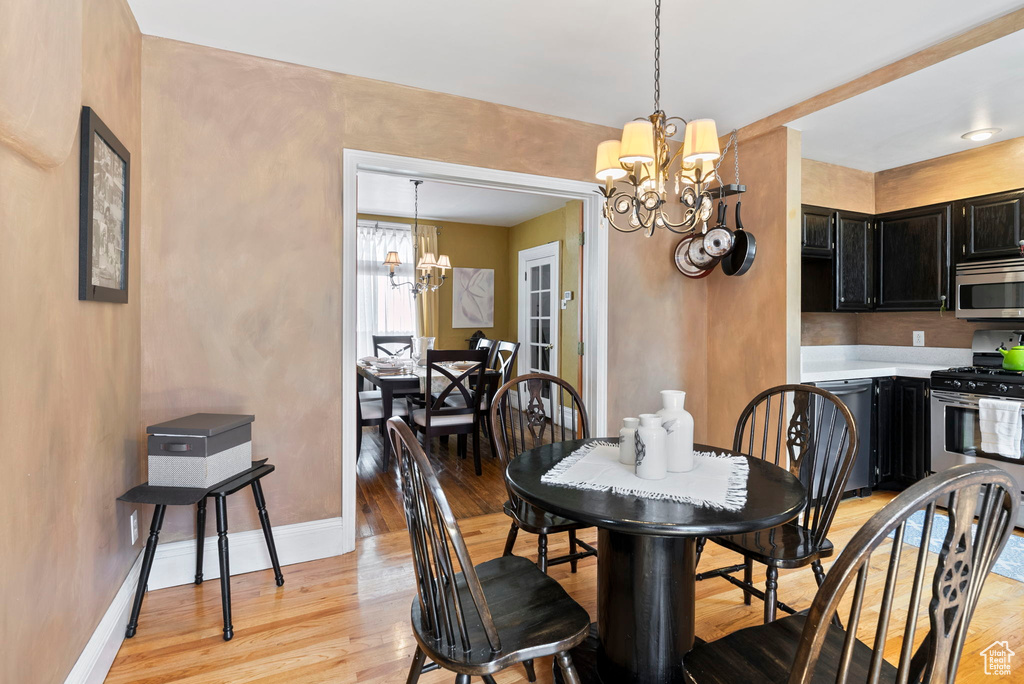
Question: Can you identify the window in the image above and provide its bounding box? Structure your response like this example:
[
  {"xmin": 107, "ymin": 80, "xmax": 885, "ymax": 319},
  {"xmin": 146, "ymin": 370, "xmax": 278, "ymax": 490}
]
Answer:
[{"xmin": 357, "ymin": 221, "xmax": 416, "ymax": 358}]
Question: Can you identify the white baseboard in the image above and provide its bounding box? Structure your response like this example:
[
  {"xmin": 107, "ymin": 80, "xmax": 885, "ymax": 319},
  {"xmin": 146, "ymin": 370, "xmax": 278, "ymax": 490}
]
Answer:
[
  {"xmin": 147, "ymin": 516, "xmax": 347, "ymax": 590},
  {"xmin": 64, "ymin": 552, "xmax": 143, "ymax": 684},
  {"xmin": 63, "ymin": 516, "xmax": 349, "ymax": 684}
]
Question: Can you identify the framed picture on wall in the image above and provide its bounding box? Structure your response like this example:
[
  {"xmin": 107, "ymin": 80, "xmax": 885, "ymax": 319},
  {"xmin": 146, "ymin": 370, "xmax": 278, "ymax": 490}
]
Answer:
[
  {"xmin": 79, "ymin": 106, "xmax": 130, "ymax": 303},
  {"xmin": 452, "ymin": 267, "xmax": 494, "ymax": 328}
]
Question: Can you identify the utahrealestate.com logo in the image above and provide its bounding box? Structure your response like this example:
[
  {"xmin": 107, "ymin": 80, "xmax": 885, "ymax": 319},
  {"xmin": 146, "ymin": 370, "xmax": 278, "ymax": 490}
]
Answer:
[{"xmin": 980, "ymin": 641, "xmax": 1015, "ymax": 676}]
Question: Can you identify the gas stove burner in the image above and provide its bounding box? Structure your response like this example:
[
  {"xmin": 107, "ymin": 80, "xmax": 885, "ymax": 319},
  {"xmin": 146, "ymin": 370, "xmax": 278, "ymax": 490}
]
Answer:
[{"xmin": 937, "ymin": 366, "xmax": 1024, "ymax": 377}]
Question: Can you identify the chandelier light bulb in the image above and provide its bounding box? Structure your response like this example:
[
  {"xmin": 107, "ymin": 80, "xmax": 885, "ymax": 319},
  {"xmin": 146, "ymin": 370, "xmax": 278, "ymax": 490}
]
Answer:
[
  {"xmin": 682, "ymin": 119, "xmax": 721, "ymax": 163},
  {"xmin": 618, "ymin": 120, "xmax": 656, "ymax": 164},
  {"xmin": 595, "ymin": 140, "xmax": 628, "ymax": 180}
]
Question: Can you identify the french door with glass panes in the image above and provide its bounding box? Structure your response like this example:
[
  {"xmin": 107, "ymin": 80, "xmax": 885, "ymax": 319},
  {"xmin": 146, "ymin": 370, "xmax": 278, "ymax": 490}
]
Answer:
[{"xmin": 517, "ymin": 243, "xmax": 561, "ymax": 402}]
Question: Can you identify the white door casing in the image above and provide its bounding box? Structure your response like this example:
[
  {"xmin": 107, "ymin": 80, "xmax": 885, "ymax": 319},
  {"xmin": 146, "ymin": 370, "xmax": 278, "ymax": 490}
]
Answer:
[{"xmin": 341, "ymin": 150, "xmax": 609, "ymax": 552}]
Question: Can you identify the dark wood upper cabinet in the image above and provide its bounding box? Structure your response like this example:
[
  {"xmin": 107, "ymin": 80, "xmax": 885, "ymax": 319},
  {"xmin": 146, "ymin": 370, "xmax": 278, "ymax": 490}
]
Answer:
[
  {"xmin": 801, "ymin": 205, "xmax": 833, "ymax": 257},
  {"xmin": 954, "ymin": 189, "xmax": 1024, "ymax": 262},
  {"xmin": 834, "ymin": 211, "xmax": 874, "ymax": 311},
  {"xmin": 876, "ymin": 204, "xmax": 951, "ymax": 311}
]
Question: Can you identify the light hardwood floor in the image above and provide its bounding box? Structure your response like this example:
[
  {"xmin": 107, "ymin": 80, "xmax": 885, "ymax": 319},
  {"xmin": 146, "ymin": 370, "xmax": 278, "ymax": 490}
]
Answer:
[{"xmin": 106, "ymin": 490, "xmax": 1024, "ymax": 683}]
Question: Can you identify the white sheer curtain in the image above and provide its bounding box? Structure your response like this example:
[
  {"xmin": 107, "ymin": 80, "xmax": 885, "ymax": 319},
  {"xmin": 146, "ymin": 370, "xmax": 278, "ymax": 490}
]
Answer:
[{"xmin": 357, "ymin": 221, "xmax": 417, "ymax": 358}]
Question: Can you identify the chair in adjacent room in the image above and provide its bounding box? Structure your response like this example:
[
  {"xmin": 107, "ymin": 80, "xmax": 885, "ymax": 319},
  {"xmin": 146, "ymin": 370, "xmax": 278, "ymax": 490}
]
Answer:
[
  {"xmin": 373, "ymin": 334, "xmax": 414, "ymax": 359},
  {"xmin": 473, "ymin": 336, "xmax": 497, "ymax": 365},
  {"xmin": 684, "ymin": 463, "xmax": 1019, "ymax": 684},
  {"xmin": 695, "ymin": 384, "xmax": 859, "ymax": 623},
  {"xmin": 356, "ymin": 388, "xmax": 408, "ymax": 457},
  {"xmin": 408, "ymin": 349, "xmax": 489, "ymax": 475},
  {"xmin": 490, "ymin": 372, "xmax": 597, "ymax": 573},
  {"xmin": 387, "ymin": 418, "xmax": 589, "ymax": 684}
]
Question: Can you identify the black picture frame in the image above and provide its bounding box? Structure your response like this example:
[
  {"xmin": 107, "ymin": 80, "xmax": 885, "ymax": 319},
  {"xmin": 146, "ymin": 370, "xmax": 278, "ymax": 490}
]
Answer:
[{"xmin": 79, "ymin": 106, "xmax": 130, "ymax": 303}]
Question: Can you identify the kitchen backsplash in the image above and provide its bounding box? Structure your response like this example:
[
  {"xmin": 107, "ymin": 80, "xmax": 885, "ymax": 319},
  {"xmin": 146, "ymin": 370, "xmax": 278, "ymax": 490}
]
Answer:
[{"xmin": 802, "ymin": 312, "xmax": 1009, "ymax": 348}]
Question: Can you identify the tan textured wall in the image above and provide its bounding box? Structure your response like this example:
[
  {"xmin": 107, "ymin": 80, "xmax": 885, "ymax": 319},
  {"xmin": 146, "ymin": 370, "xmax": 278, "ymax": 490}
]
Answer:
[
  {"xmin": 801, "ymin": 159, "xmax": 875, "ymax": 214},
  {"xmin": 507, "ymin": 201, "xmax": 582, "ymax": 388},
  {"xmin": 0, "ymin": 0, "xmax": 82, "ymax": 166},
  {"xmin": 0, "ymin": 1, "xmax": 142, "ymax": 682},
  {"xmin": 875, "ymin": 135, "xmax": 1024, "ymax": 213},
  {"xmin": 357, "ymin": 213, "xmax": 514, "ymax": 350},
  {"xmin": 140, "ymin": 37, "xmax": 704, "ymax": 538},
  {"xmin": 706, "ymin": 128, "xmax": 797, "ymax": 447}
]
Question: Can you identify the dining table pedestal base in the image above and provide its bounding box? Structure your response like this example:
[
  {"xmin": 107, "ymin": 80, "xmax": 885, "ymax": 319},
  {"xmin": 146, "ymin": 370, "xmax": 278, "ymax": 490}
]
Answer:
[{"xmin": 554, "ymin": 529, "xmax": 697, "ymax": 683}]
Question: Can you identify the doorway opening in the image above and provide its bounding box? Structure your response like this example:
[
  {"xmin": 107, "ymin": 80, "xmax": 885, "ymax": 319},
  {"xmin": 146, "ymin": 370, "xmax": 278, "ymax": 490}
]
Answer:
[{"xmin": 341, "ymin": 151, "xmax": 607, "ymax": 547}]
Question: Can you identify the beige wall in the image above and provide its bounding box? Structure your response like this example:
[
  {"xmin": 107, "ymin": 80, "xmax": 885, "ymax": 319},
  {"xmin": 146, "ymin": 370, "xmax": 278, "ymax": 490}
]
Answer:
[
  {"xmin": 706, "ymin": 127, "xmax": 799, "ymax": 447},
  {"xmin": 801, "ymin": 158, "xmax": 875, "ymax": 214},
  {"xmin": 802, "ymin": 312, "xmax": 1007, "ymax": 348},
  {"xmin": 507, "ymin": 201, "xmax": 582, "ymax": 388},
  {"xmin": 0, "ymin": 1, "xmax": 143, "ymax": 682},
  {"xmin": 357, "ymin": 213, "xmax": 514, "ymax": 350},
  {"xmin": 875, "ymin": 136, "xmax": 1024, "ymax": 214},
  {"xmin": 140, "ymin": 36, "xmax": 706, "ymax": 545}
]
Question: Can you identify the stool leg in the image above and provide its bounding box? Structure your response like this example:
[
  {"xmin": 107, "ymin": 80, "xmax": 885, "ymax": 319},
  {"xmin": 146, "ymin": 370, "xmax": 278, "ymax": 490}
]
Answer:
[
  {"xmin": 195, "ymin": 499, "xmax": 207, "ymax": 585},
  {"xmin": 252, "ymin": 479, "xmax": 284, "ymax": 586},
  {"xmin": 126, "ymin": 504, "xmax": 165, "ymax": 638},
  {"xmin": 215, "ymin": 495, "xmax": 234, "ymax": 640}
]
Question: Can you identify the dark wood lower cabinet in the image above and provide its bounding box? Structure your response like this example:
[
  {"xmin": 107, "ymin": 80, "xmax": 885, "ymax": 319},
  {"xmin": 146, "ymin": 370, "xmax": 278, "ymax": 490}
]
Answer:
[{"xmin": 872, "ymin": 376, "xmax": 930, "ymax": 489}]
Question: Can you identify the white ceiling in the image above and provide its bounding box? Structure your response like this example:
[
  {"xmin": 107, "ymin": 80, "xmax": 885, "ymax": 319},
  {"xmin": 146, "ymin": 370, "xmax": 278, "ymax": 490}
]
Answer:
[
  {"xmin": 790, "ymin": 32, "xmax": 1024, "ymax": 172},
  {"xmin": 127, "ymin": 0, "xmax": 1024, "ymax": 133},
  {"xmin": 357, "ymin": 173, "xmax": 569, "ymax": 227}
]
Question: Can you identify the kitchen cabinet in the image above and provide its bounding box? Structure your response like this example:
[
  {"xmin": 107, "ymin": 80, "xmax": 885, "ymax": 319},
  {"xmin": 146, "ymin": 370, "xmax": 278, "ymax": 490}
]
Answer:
[
  {"xmin": 834, "ymin": 211, "xmax": 874, "ymax": 311},
  {"xmin": 875, "ymin": 204, "xmax": 952, "ymax": 311},
  {"xmin": 954, "ymin": 189, "xmax": 1024, "ymax": 262},
  {"xmin": 801, "ymin": 205, "xmax": 833, "ymax": 257},
  {"xmin": 873, "ymin": 376, "xmax": 930, "ymax": 489}
]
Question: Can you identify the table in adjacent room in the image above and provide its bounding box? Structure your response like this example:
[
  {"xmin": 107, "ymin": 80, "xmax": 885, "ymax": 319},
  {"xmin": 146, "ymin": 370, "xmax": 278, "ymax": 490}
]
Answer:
[{"xmin": 506, "ymin": 439, "xmax": 806, "ymax": 684}]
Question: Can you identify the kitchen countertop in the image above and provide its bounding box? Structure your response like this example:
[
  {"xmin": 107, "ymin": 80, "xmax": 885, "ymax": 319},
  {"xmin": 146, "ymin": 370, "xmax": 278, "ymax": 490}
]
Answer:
[{"xmin": 800, "ymin": 345, "xmax": 971, "ymax": 383}]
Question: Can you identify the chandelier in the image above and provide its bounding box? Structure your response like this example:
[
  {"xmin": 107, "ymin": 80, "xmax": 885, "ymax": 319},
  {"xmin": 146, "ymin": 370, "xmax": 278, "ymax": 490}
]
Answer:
[
  {"xmin": 383, "ymin": 180, "xmax": 451, "ymax": 296},
  {"xmin": 594, "ymin": 0, "xmax": 743, "ymax": 237}
]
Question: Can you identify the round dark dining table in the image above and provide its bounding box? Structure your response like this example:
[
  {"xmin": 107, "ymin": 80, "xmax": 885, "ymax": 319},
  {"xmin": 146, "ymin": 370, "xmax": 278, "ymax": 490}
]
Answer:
[{"xmin": 505, "ymin": 438, "xmax": 807, "ymax": 684}]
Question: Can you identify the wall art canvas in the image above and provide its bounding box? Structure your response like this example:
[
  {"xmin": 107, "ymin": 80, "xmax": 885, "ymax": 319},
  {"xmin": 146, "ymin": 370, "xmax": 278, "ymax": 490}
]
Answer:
[
  {"xmin": 452, "ymin": 267, "xmax": 494, "ymax": 328},
  {"xmin": 79, "ymin": 107, "xmax": 130, "ymax": 303}
]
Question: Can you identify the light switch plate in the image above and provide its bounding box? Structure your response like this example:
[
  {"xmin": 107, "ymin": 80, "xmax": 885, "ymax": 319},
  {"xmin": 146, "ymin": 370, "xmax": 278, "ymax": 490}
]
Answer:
[
  {"xmin": 130, "ymin": 510, "xmax": 139, "ymax": 545},
  {"xmin": 913, "ymin": 331, "xmax": 925, "ymax": 347}
]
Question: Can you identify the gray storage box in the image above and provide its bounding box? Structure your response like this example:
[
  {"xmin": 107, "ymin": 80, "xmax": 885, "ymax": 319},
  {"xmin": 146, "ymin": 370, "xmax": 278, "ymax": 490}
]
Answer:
[{"xmin": 146, "ymin": 413, "xmax": 255, "ymax": 488}]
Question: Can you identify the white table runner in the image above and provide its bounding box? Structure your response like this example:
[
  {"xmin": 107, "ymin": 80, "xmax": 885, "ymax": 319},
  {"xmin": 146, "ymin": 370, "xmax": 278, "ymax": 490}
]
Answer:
[{"xmin": 542, "ymin": 440, "xmax": 749, "ymax": 511}]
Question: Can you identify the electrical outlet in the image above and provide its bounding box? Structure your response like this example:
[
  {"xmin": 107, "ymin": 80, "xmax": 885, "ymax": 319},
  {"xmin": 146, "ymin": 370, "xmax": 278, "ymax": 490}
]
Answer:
[
  {"xmin": 913, "ymin": 331, "xmax": 925, "ymax": 347},
  {"xmin": 130, "ymin": 510, "xmax": 139, "ymax": 545}
]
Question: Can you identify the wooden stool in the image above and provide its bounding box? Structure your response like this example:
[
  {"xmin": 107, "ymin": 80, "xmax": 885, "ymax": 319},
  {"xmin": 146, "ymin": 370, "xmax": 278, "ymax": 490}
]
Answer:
[{"xmin": 118, "ymin": 459, "xmax": 283, "ymax": 641}]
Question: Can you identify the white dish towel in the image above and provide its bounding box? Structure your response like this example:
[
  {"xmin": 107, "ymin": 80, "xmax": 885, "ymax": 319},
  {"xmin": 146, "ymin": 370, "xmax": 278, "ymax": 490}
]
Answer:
[{"xmin": 979, "ymin": 397, "xmax": 1022, "ymax": 459}]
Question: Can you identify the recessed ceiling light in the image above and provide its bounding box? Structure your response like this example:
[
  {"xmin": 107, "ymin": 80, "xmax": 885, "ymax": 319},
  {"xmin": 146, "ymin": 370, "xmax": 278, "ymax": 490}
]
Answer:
[{"xmin": 961, "ymin": 128, "xmax": 1001, "ymax": 142}]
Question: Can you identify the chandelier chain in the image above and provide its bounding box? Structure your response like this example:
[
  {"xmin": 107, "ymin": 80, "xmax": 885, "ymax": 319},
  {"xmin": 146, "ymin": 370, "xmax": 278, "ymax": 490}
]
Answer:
[{"xmin": 654, "ymin": 0, "xmax": 661, "ymax": 113}]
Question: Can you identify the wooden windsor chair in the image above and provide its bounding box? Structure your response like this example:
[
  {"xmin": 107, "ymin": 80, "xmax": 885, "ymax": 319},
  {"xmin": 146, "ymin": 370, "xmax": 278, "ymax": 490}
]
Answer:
[
  {"xmin": 695, "ymin": 384, "xmax": 859, "ymax": 623},
  {"xmin": 684, "ymin": 463, "xmax": 1019, "ymax": 683},
  {"xmin": 387, "ymin": 417, "xmax": 589, "ymax": 684},
  {"xmin": 490, "ymin": 373, "xmax": 598, "ymax": 574}
]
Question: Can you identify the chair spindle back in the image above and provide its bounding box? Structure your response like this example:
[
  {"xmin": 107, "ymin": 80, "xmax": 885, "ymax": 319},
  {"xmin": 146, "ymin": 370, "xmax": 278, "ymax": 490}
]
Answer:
[
  {"xmin": 733, "ymin": 384, "xmax": 859, "ymax": 547},
  {"xmin": 387, "ymin": 417, "xmax": 502, "ymax": 653},
  {"xmin": 490, "ymin": 373, "xmax": 589, "ymax": 509},
  {"xmin": 788, "ymin": 464, "xmax": 1019, "ymax": 684}
]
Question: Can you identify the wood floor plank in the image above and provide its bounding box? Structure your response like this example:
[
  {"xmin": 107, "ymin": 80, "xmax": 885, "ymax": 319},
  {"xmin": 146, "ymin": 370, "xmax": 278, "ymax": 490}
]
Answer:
[{"xmin": 109, "ymin": 485, "xmax": 1024, "ymax": 683}]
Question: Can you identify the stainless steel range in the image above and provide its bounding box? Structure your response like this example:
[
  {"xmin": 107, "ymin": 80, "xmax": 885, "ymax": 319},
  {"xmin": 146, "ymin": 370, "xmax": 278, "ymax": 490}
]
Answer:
[{"xmin": 930, "ymin": 329, "xmax": 1024, "ymax": 526}]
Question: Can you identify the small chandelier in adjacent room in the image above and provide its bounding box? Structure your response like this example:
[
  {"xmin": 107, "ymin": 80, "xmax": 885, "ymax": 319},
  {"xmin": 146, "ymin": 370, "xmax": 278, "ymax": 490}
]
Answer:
[
  {"xmin": 383, "ymin": 180, "xmax": 452, "ymax": 296},
  {"xmin": 594, "ymin": 0, "xmax": 744, "ymax": 237}
]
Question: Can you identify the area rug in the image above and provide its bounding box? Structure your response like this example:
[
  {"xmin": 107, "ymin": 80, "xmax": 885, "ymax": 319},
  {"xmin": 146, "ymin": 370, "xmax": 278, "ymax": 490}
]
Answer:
[{"xmin": 888, "ymin": 509, "xmax": 1024, "ymax": 583}]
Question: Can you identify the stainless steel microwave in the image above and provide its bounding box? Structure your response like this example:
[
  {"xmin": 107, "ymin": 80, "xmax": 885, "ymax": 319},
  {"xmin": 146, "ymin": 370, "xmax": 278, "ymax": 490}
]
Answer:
[{"xmin": 956, "ymin": 257, "xmax": 1024, "ymax": 319}]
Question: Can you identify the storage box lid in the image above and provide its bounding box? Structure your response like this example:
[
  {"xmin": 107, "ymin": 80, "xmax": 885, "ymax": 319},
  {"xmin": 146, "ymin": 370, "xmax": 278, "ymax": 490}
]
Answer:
[{"xmin": 147, "ymin": 413, "xmax": 255, "ymax": 436}]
